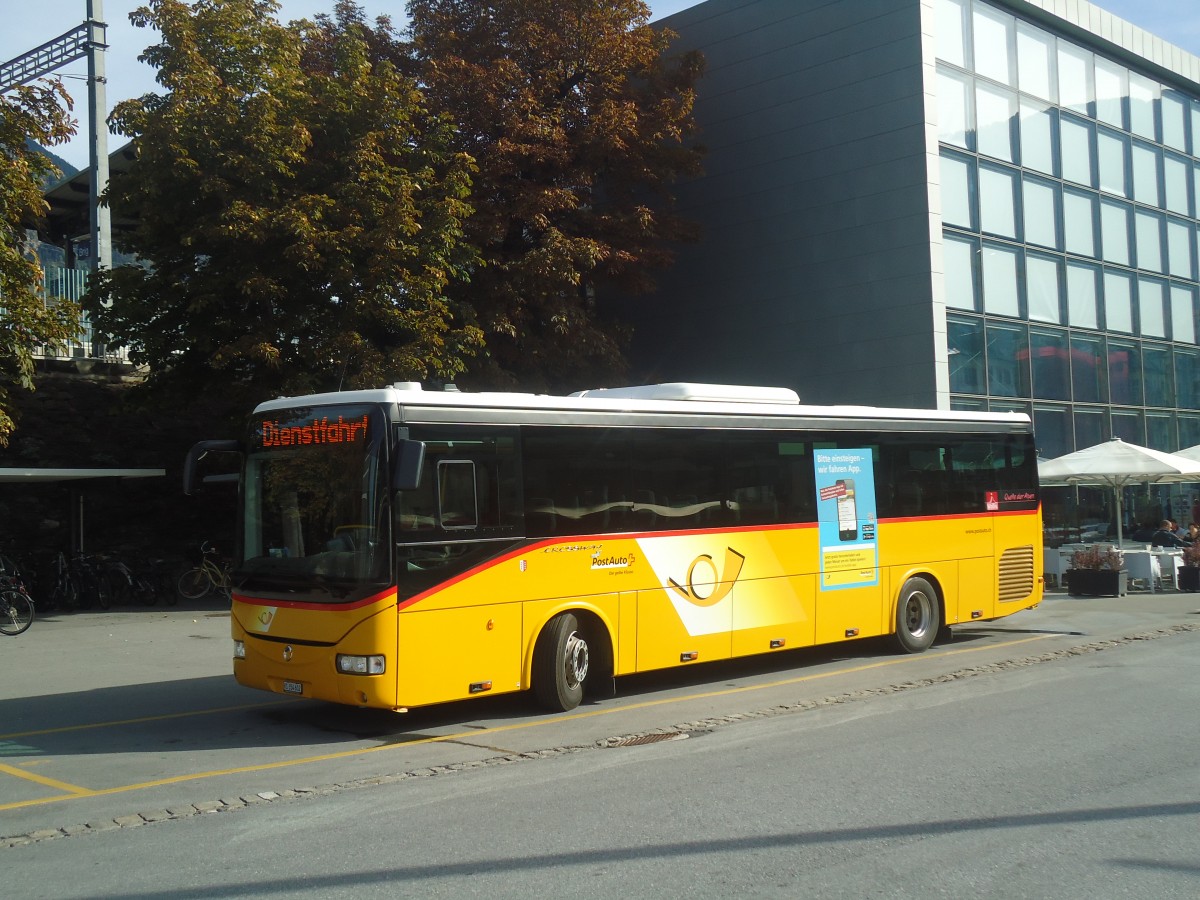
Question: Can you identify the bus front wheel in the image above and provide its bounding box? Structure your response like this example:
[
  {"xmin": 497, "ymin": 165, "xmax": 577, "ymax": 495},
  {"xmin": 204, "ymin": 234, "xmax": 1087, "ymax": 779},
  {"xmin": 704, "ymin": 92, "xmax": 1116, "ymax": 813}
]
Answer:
[
  {"xmin": 533, "ymin": 612, "xmax": 589, "ymax": 712},
  {"xmin": 892, "ymin": 576, "xmax": 939, "ymax": 654}
]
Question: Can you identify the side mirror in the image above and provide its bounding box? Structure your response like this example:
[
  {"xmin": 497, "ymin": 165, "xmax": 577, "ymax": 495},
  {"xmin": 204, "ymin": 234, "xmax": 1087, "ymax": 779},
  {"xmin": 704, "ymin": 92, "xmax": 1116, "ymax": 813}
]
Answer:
[
  {"xmin": 393, "ymin": 439, "xmax": 426, "ymax": 491},
  {"xmin": 183, "ymin": 440, "xmax": 244, "ymax": 495}
]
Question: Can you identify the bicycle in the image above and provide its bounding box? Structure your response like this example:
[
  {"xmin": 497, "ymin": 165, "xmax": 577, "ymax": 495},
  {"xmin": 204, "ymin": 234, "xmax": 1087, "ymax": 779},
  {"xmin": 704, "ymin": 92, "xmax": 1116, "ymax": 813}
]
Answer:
[
  {"xmin": 47, "ymin": 551, "xmax": 79, "ymax": 612},
  {"xmin": 177, "ymin": 542, "xmax": 232, "ymax": 601},
  {"xmin": 0, "ymin": 573, "xmax": 35, "ymax": 636}
]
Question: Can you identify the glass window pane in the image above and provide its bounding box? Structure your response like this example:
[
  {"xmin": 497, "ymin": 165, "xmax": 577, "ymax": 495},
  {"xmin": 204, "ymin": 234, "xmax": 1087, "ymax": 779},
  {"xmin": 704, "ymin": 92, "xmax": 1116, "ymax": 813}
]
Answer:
[
  {"xmin": 1132, "ymin": 142, "xmax": 1161, "ymax": 207},
  {"xmin": 1070, "ymin": 334, "xmax": 1106, "ymax": 403},
  {"xmin": 948, "ymin": 316, "xmax": 985, "ymax": 394},
  {"xmin": 1111, "ymin": 408, "xmax": 1144, "ymax": 444},
  {"xmin": 1100, "ymin": 200, "xmax": 1130, "ymax": 265},
  {"xmin": 938, "ymin": 69, "xmax": 971, "ymax": 149},
  {"xmin": 981, "ymin": 244, "xmax": 1020, "ymax": 316},
  {"xmin": 1019, "ymin": 99, "xmax": 1055, "ymax": 175},
  {"xmin": 943, "ymin": 233, "xmax": 978, "ymax": 310},
  {"xmin": 1184, "ymin": 415, "xmax": 1200, "ymax": 447},
  {"xmin": 1145, "ymin": 412, "xmax": 1174, "ymax": 450},
  {"xmin": 936, "ymin": 0, "xmax": 968, "ymax": 67},
  {"xmin": 1026, "ymin": 253, "xmax": 1061, "ymax": 323},
  {"xmin": 1093, "ymin": 57, "xmax": 1127, "ymax": 129},
  {"xmin": 1097, "ymin": 129, "xmax": 1128, "ymax": 197},
  {"xmin": 1128, "ymin": 72, "xmax": 1158, "ymax": 141},
  {"xmin": 976, "ymin": 82, "xmax": 1017, "ymax": 162},
  {"xmin": 1135, "ymin": 210, "xmax": 1163, "ymax": 273},
  {"xmin": 1164, "ymin": 154, "xmax": 1190, "ymax": 216},
  {"xmin": 979, "ymin": 165, "xmax": 1017, "ymax": 238},
  {"xmin": 1030, "ymin": 329, "xmax": 1070, "ymax": 400},
  {"xmin": 1136, "ymin": 212, "xmax": 1165, "ymax": 272},
  {"xmin": 1056, "ymin": 42, "xmax": 1091, "ymax": 116},
  {"xmin": 1172, "ymin": 285, "xmax": 1197, "ymax": 345},
  {"xmin": 1016, "ymin": 21, "xmax": 1055, "ymax": 101},
  {"xmin": 1143, "ymin": 345, "xmax": 1173, "ymax": 408},
  {"xmin": 1167, "ymin": 219, "xmax": 1193, "ymax": 280},
  {"xmin": 973, "ymin": 5, "xmax": 1014, "ymax": 85},
  {"xmin": 1063, "ymin": 190, "xmax": 1096, "ymax": 257},
  {"xmin": 1075, "ymin": 408, "xmax": 1107, "ymax": 450},
  {"xmin": 1138, "ymin": 277, "xmax": 1166, "ymax": 338},
  {"xmin": 1066, "ymin": 261, "xmax": 1100, "ymax": 329},
  {"xmin": 1104, "ymin": 270, "xmax": 1134, "ymax": 333},
  {"xmin": 1193, "ymin": 102, "xmax": 1200, "ymax": 156},
  {"xmin": 1107, "ymin": 339, "xmax": 1142, "ymax": 406},
  {"xmin": 1162, "ymin": 91, "xmax": 1187, "ymax": 151},
  {"xmin": 986, "ymin": 321, "xmax": 1030, "ymax": 397},
  {"xmin": 1177, "ymin": 349, "xmax": 1200, "ymax": 409},
  {"xmin": 1059, "ymin": 115, "xmax": 1094, "ymax": 186},
  {"xmin": 940, "ymin": 153, "xmax": 973, "ymax": 227},
  {"xmin": 1022, "ymin": 176, "xmax": 1059, "ymax": 249},
  {"xmin": 1033, "ymin": 406, "xmax": 1071, "ymax": 458}
]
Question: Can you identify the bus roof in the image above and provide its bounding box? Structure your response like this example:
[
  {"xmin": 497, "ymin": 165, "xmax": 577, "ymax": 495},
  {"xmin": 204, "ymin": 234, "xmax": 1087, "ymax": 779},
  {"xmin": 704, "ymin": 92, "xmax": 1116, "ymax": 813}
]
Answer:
[{"xmin": 253, "ymin": 383, "xmax": 1032, "ymax": 432}]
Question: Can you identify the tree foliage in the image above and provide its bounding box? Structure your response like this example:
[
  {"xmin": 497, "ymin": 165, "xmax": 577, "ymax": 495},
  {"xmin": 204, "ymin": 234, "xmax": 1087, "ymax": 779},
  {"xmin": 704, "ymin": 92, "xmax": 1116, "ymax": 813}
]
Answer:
[
  {"xmin": 0, "ymin": 81, "xmax": 80, "ymax": 446},
  {"xmin": 405, "ymin": 0, "xmax": 705, "ymax": 391},
  {"xmin": 88, "ymin": 0, "xmax": 481, "ymax": 415}
]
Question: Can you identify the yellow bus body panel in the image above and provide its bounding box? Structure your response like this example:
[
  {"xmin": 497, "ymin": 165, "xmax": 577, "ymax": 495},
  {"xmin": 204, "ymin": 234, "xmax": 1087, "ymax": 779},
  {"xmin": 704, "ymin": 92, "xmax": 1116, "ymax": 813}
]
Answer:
[
  {"xmin": 232, "ymin": 593, "xmax": 401, "ymax": 708},
  {"xmin": 230, "ymin": 510, "xmax": 1041, "ymax": 710}
]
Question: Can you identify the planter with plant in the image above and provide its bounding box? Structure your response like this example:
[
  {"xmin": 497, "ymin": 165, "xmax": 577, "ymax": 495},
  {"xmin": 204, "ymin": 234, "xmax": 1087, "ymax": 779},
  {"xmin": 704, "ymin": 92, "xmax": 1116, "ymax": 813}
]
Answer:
[
  {"xmin": 1065, "ymin": 545, "xmax": 1127, "ymax": 597},
  {"xmin": 1179, "ymin": 544, "xmax": 1200, "ymax": 592}
]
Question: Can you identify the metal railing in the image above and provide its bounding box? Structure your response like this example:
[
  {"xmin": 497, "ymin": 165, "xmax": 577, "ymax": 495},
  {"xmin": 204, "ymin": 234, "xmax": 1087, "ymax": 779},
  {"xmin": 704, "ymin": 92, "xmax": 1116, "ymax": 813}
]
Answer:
[{"xmin": 26, "ymin": 265, "xmax": 129, "ymax": 364}]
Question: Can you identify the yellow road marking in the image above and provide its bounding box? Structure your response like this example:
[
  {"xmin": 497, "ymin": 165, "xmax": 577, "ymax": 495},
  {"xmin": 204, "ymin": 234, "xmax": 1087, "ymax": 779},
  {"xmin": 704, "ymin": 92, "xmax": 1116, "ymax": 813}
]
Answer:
[
  {"xmin": 0, "ymin": 763, "xmax": 90, "ymax": 795},
  {"xmin": 0, "ymin": 633, "xmax": 1056, "ymax": 813},
  {"xmin": 0, "ymin": 700, "xmax": 294, "ymax": 742}
]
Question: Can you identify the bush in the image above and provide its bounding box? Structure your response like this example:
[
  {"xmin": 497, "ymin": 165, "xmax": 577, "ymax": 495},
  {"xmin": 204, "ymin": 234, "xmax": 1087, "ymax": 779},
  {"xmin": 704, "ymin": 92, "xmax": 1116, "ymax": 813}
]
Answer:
[{"xmin": 1070, "ymin": 545, "xmax": 1124, "ymax": 571}]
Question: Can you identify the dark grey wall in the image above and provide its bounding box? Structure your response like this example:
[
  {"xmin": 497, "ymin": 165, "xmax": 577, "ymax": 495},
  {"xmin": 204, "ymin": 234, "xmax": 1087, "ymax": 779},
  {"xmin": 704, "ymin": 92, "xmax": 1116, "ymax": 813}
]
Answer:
[{"xmin": 622, "ymin": 0, "xmax": 942, "ymax": 407}]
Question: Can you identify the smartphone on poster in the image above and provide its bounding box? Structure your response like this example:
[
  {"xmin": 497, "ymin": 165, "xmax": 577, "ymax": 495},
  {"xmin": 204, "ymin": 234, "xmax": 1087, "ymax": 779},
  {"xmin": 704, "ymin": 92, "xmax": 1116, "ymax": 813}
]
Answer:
[{"xmin": 837, "ymin": 478, "xmax": 858, "ymax": 541}]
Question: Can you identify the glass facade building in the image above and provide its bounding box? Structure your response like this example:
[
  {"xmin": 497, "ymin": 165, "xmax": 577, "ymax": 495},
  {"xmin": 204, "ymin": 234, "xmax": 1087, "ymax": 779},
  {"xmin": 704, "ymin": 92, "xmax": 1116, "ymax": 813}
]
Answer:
[{"xmin": 935, "ymin": 0, "xmax": 1200, "ymax": 458}]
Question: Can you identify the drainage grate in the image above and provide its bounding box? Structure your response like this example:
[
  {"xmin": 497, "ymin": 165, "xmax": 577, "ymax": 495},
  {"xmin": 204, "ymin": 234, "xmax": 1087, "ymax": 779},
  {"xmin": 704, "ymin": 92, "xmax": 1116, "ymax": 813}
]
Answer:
[{"xmin": 608, "ymin": 732, "xmax": 689, "ymax": 748}]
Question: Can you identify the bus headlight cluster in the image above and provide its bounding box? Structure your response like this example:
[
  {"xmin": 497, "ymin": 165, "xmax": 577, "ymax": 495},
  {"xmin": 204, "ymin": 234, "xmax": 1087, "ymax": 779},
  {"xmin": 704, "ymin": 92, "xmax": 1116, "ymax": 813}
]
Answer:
[
  {"xmin": 336, "ymin": 654, "xmax": 386, "ymax": 675},
  {"xmin": 234, "ymin": 640, "xmax": 246, "ymax": 659}
]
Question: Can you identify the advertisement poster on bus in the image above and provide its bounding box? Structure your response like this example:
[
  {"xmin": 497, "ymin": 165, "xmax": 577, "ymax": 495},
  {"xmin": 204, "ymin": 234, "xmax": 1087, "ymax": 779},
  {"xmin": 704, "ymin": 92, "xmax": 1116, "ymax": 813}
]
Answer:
[{"xmin": 813, "ymin": 449, "xmax": 878, "ymax": 591}]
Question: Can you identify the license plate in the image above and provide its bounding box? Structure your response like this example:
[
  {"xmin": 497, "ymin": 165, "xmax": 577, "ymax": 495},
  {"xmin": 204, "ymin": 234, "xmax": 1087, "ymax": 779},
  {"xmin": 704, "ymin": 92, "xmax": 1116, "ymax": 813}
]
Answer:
[{"xmin": 282, "ymin": 680, "xmax": 304, "ymax": 695}]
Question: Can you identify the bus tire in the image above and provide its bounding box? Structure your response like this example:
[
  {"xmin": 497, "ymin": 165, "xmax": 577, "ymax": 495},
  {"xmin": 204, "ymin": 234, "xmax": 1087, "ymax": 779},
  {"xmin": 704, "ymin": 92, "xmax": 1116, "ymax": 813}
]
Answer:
[
  {"xmin": 892, "ymin": 576, "xmax": 939, "ymax": 654},
  {"xmin": 533, "ymin": 612, "xmax": 589, "ymax": 712}
]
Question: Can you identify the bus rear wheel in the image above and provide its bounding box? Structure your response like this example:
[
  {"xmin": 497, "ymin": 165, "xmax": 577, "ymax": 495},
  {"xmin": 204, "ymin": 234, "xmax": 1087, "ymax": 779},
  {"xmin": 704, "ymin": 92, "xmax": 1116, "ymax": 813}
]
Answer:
[
  {"xmin": 892, "ymin": 576, "xmax": 939, "ymax": 654},
  {"xmin": 533, "ymin": 612, "xmax": 589, "ymax": 712}
]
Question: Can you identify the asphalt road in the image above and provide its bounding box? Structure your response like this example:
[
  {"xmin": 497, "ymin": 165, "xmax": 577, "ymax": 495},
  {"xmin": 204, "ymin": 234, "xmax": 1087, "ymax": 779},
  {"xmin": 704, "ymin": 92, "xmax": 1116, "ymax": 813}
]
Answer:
[{"xmin": 2, "ymin": 588, "xmax": 1199, "ymax": 897}]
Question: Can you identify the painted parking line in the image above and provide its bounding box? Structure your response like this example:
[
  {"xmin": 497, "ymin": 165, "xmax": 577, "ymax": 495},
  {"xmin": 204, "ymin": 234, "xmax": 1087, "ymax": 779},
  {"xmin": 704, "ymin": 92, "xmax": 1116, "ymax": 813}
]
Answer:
[
  {"xmin": 0, "ymin": 632, "xmax": 1057, "ymax": 813},
  {"xmin": 0, "ymin": 699, "xmax": 294, "ymax": 743},
  {"xmin": 0, "ymin": 763, "xmax": 90, "ymax": 796}
]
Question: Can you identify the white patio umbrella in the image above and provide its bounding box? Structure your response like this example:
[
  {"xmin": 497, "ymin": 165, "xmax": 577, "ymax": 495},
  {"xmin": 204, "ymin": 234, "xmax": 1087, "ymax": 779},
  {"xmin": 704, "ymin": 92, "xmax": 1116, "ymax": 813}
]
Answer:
[
  {"xmin": 1038, "ymin": 439, "xmax": 1200, "ymax": 545},
  {"xmin": 1178, "ymin": 444, "xmax": 1200, "ymax": 462}
]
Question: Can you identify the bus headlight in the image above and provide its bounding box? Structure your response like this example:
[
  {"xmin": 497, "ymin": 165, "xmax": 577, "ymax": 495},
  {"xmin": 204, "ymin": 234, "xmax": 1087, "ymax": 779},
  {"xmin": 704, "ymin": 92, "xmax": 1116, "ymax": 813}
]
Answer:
[
  {"xmin": 234, "ymin": 640, "xmax": 246, "ymax": 659},
  {"xmin": 336, "ymin": 654, "xmax": 386, "ymax": 675}
]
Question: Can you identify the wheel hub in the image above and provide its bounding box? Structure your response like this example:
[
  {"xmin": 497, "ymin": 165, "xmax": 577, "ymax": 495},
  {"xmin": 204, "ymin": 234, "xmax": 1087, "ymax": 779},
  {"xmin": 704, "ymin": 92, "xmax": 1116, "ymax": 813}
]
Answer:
[{"xmin": 564, "ymin": 631, "xmax": 589, "ymax": 689}]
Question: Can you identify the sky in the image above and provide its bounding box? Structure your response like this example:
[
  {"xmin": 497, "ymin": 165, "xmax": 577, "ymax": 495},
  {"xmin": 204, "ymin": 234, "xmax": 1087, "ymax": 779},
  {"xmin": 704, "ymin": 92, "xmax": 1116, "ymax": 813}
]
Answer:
[{"xmin": 1, "ymin": 0, "xmax": 1197, "ymax": 170}]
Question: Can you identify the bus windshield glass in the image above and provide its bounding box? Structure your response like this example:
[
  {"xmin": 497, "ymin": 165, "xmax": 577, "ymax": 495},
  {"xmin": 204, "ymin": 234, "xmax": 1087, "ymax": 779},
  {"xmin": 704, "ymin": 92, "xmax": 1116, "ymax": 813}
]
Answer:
[{"xmin": 239, "ymin": 404, "xmax": 389, "ymax": 601}]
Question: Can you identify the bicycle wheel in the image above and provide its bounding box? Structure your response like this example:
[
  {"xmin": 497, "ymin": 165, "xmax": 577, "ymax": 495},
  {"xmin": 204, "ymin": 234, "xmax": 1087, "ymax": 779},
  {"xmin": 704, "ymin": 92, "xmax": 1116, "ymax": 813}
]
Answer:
[
  {"xmin": 176, "ymin": 567, "xmax": 211, "ymax": 601},
  {"xmin": 0, "ymin": 589, "xmax": 34, "ymax": 635}
]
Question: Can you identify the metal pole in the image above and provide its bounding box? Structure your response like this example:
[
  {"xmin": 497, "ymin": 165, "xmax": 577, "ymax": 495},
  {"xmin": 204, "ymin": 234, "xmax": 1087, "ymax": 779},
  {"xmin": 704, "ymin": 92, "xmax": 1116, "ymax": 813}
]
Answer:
[{"xmin": 86, "ymin": 0, "xmax": 111, "ymax": 273}]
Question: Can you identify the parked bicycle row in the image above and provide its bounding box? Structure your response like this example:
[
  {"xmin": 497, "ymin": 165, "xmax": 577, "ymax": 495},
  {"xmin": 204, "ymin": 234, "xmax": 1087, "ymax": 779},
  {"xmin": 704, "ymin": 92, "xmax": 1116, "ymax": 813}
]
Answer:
[{"xmin": 0, "ymin": 541, "xmax": 232, "ymax": 621}]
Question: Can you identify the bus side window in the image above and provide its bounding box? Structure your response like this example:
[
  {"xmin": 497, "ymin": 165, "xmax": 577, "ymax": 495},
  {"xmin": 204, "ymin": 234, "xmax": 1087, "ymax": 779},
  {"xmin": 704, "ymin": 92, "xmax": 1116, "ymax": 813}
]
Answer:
[{"xmin": 438, "ymin": 460, "xmax": 479, "ymax": 529}]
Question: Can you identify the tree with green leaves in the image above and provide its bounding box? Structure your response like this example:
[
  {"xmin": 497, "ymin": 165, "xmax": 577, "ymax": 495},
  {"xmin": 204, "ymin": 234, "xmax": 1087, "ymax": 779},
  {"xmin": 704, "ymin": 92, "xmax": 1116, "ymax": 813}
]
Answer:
[
  {"xmin": 88, "ymin": 0, "xmax": 481, "ymax": 415},
  {"xmin": 405, "ymin": 0, "xmax": 705, "ymax": 391},
  {"xmin": 0, "ymin": 81, "xmax": 80, "ymax": 446}
]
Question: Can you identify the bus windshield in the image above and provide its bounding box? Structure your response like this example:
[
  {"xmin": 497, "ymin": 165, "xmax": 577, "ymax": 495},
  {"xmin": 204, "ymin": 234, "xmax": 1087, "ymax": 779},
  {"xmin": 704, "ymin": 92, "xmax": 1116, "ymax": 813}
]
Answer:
[{"xmin": 238, "ymin": 404, "xmax": 389, "ymax": 601}]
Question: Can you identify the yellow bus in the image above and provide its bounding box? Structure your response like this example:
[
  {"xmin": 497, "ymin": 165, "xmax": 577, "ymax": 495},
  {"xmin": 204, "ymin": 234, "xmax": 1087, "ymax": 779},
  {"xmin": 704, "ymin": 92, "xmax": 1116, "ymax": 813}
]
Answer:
[{"xmin": 185, "ymin": 382, "xmax": 1042, "ymax": 713}]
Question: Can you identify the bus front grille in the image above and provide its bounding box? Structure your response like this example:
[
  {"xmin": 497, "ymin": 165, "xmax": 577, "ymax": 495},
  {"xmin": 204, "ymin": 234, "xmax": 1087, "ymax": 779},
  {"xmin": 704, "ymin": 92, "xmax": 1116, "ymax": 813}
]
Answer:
[{"xmin": 998, "ymin": 545, "xmax": 1035, "ymax": 601}]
